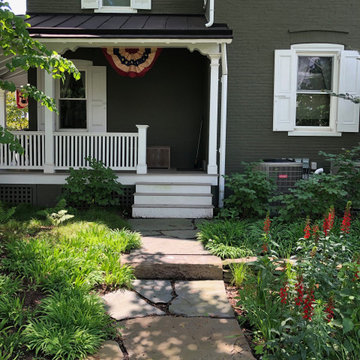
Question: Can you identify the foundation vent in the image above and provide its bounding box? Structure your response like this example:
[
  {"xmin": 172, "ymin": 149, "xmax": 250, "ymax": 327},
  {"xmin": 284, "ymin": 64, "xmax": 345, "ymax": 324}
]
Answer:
[{"xmin": 0, "ymin": 185, "xmax": 34, "ymax": 204}]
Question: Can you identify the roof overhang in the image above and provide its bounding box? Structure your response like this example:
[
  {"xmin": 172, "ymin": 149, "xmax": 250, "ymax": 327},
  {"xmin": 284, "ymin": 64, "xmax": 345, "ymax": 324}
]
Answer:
[{"xmin": 27, "ymin": 13, "xmax": 233, "ymax": 40}]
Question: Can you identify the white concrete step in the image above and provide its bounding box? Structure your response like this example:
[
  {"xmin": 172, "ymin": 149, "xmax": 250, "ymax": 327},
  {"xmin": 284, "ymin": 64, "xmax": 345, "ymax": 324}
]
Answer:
[
  {"xmin": 132, "ymin": 205, "xmax": 213, "ymax": 219},
  {"xmin": 136, "ymin": 182, "xmax": 212, "ymax": 194},
  {"xmin": 134, "ymin": 193, "xmax": 213, "ymax": 206}
]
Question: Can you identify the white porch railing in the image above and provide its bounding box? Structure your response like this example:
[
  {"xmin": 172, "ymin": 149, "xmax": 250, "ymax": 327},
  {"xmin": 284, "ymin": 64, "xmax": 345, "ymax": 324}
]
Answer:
[
  {"xmin": 0, "ymin": 131, "xmax": 45, "ymax": 169},
  {"xmin": 54, "ymin": 132, "xmax": 138, "ymax": 170},
  {"xmin": 0, "ymin": 126, "xmax": 148, "ymax": 173}
]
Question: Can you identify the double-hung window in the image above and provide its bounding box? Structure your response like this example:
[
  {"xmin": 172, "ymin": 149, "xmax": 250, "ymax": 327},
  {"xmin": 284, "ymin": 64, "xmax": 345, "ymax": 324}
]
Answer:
[
  {"xmin": 273, "ymin": 44, "xmax": 360, "ymax": 136},
  {"xmin": 59, "ymin": 71, "xmax": 87, "ymax": 130}
]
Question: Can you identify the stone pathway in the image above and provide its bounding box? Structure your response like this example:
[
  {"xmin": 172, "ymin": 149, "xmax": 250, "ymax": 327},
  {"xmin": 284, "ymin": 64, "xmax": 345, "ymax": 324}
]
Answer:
[{"xmin": 89, "ymin": 219, "xmax": 254, "ymax": 360}]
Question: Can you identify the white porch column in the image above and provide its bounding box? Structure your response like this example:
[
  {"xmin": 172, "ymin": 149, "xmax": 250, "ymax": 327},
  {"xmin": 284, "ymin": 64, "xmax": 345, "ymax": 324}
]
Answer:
[
  {"xmin": 136, "ymin": 124, "xmax": 149, "ymax": 174},
  {"xmin": 0, "ymin": 90, "xmax": 6, "ymax": 128},
  {"xmin": 207, "ymin": 53, "xmax": 221, "ymax": 175},
  {"xmin": 43, "ymin": 71, "xmax": 55, "ymax": 173}
]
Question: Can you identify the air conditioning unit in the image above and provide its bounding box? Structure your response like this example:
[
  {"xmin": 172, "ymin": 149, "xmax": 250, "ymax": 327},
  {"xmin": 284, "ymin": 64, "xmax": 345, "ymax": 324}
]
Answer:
[{"xmin": 258, "ymin": 159, "xmax": 303, "ymax": 194}]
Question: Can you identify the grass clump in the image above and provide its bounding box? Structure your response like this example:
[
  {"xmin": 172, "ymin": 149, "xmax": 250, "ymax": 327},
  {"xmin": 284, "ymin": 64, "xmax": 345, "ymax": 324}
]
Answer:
[
  {"xmin": 25, "ymin": 288, "xmax": 114, "ymax": 360},
  {"xmin": 229, "ymin": 263, "xmax": 249, "ymax": 287},
  {"xmin": 0, "ymin": 275, "xmax": 27, "ymax": 360}
]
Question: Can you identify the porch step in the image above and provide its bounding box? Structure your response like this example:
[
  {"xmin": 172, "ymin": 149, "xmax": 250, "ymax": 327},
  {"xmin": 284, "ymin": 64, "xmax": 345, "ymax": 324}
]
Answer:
[
  {"xmin": 132, "ymin": 205, "xmax": 214, "ymax": 219},
  {"xmin": 134, "ymin": 193, "xmax": 213, "ymax": 206},
  {"xmin": 136, "ymin": 182, "xmax": 212, "ymax": 194}
]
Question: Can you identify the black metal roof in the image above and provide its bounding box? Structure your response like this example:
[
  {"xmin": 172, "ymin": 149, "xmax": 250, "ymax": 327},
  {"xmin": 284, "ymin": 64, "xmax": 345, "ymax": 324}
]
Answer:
[{"xmin": 27, "ymin": 13, "xmax": 232, "ymax": 39}]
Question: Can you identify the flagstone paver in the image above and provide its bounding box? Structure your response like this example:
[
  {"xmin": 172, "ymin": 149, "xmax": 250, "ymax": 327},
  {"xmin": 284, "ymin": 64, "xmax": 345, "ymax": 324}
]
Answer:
[
  {"xmin": 102, "ymin": 290, "xmax": 165, "ymax": 320},
  {"xmin": 87, "ymin": 341, "xmax": 123, "ymax": 360},
  {"xmin": 170, "ymin": 280, "xmax": 235, "ymax": 318},
  {"xmin": 128, "ymin": 218, "xmax": 194, "ymax": 232},
  {"xmin": 132, "ymin": 279, "xmax": 173, "ymax": 303},
  {"xmin": 120, "ymin": 316, "xmax": 254, "ymax": 360},
  {"xmin": 161, "ymin": 229, "xmax": 198, "ymax": 239}
]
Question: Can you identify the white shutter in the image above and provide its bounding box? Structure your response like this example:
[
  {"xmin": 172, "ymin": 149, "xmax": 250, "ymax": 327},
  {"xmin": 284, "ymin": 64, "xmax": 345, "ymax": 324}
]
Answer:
[
  {"xmin": 81, "ymin": 0, "xmax": 99, "ymax": 9},
  {"xmin": 89, "ymin": 66, "xmax": 107, "ymax": 132},
  {"xmin": 37, "ymin": 69, "xmax": 45, "ymax": 131},
  {"xmin": 131, "ymin": 0, "xmax": 151, "ymax": 10},
  {"xmin": 273, "ymin": 49, "xmax": 296, "ymax": 132},
  {"xmin": 337, "ymin": 50, "xmax": 360, "ymax": 132}
]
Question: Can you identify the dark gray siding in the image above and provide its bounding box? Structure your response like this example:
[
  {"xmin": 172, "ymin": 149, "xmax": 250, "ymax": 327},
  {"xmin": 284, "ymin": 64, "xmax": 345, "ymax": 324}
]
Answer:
[
  {"xmin": 215, "ymin": 0, "xmax": 360, "ymax": 172},
  {"xmin": 60, "ymin": 48, "xmax": 208, "ymax": 170},
  {"xmin": 26, "ymin": 0, "xmax": 203, "ymax": 14}
]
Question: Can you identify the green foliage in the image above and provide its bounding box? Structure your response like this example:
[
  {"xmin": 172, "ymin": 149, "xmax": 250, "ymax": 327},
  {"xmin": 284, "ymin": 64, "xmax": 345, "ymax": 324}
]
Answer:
[
  {"xmin": 5, "ymin": 92, "xmax": 28, "ymax": 131},
  {"xmin": 205, "ymin": 241, "xmax": 253, "ymax": 259},
  {"xmin": 236, "ymin": 210, "xmax": 360, "ymax": 359},
  {"xmin": 63, "ymin": 158, "xmax": 124, "ymax": 208},
  {"xmin": 24, "ymin": 288, "xmax": 114, "ymax": 360},
  {"xmin": 0, "ymin": 207, "xmax": 140, "ymax": 359},
  {"xmin": 3, "ymin": 222, "xmax": 139, "ymax": 291},
  {"xmin": 36, "ymin": 199, "xmax": 74, "ymax": 226},
  {"xmin": 0, "ymin": 202, "xmax": 15, "ymax": 223},
  {"xmin": 275, "ymin": 145, "xmax": 360, "ymax": 221},
  {"xmin": 221, "ymin": 163, "xmax": 275, "ymax": 219},
  {"xmin": 230, "ymin": 262, "xmax": 248, "ymax": 287},
  {"xmin": 0, "ymin": 275, "xmax": 27, "ymax": 359}
]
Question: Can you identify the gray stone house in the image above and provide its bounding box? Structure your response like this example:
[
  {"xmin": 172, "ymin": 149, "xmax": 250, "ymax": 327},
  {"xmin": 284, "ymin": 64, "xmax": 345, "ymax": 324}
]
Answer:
[{"xmin": 0, "ymin": 0, "xmax": 359, "ymax": 217}]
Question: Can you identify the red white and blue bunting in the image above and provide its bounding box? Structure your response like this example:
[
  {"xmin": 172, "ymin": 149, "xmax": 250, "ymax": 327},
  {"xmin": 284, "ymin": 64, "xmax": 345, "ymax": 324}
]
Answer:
[{"xmin": 102, "ymin": 47, "xmax": 162, "ymax": 78}]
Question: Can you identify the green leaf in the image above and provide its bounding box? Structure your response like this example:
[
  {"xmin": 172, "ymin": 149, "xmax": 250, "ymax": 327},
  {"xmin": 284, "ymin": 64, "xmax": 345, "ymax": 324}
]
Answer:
[{"xmin": 343, "ymin": 318, "xmax": 354, "ymax": 334}]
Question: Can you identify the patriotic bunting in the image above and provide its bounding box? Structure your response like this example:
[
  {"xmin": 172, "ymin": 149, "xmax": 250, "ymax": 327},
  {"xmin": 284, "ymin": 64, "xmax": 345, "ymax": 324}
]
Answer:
[{"xmin": 103, "ymin": 47, "xmax": 162, "ymax": 78}]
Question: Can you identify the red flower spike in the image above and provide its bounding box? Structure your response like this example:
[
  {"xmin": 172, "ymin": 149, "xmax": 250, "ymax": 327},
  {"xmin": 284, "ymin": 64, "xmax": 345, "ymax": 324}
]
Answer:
[
  {"xmin": 263, "ymin": 213, "xmax": 271, "ymax": 235},
  {"xmin": 323, "ymin": 206, "xmax": 335, "ymax": 236},
  {"xmin": 341, "ymin": 201, "xmax": 352, "ymax": 234},
  {"xmin": 325, "ymin": 298, "xmax": 335, "ymax": 322},
  {"xmin": 279, "ymin": 282, "xmax": 288, "ymax": 304},
  {"xmin": 302, "ymin": 288, "xmax": 315, "ymax": 321},
  {"xmin": 304, "ymin": 218, "xmax": 311, "ymax": 240}
]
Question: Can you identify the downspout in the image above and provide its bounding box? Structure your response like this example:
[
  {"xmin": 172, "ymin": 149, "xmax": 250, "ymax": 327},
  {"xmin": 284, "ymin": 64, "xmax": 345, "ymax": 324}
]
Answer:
[
  {"xmin": 219, "ymin": 43, "xmax": 228, "ymax": 208},
  {"xmin": 205, "ymin": 0, "xmax": 215, "ymax": 28}
]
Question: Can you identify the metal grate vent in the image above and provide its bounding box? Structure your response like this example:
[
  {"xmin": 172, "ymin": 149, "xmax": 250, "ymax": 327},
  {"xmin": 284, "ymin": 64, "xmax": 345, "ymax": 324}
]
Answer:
[
  {"xmin": 259, "ymin": 162, "xmax": 303, "ymax": 194},
  {"xmin": 0, "ymin": 185, "xmax": 34, "ymax": 204}
]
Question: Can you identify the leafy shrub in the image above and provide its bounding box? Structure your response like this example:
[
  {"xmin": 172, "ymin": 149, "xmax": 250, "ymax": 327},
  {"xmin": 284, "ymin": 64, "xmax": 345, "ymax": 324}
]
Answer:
[
  {"xmin": 25, "ymin": 288, "xmax": 114, "ymax": 360},
  {"xmin": 275, "ymin": 173, "xmax": 348, "ymax": 221},
  {"xmin": 220, "ymin": 163, "xmax": 275, "ymax": 219},
  {"xmin": 275, "ymin": 145, "xmax": 360, "ymax": 221},
  {"xmin": 63, "ymin": 158, "xmax": 123, "ymax": 208}
]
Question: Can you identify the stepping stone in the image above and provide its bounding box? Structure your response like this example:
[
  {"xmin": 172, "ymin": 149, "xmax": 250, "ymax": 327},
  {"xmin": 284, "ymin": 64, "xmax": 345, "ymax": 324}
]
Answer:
[
  {"xmin": 120, "ymin": 316, "xmax": 255, "ymax": 360},
  {"xmin": 133, "ymin": 279, "xmax": 173, "ymax": 303},
  {"xmin": 128, "ymin": 218, "xmax": 194, "ymax": 232},
  {"xmin": 170, "ymin": 281, "xmax": 234, "ymax": 318},
  {"xmin": 102, "ymin": 290, "xmax": 165, "ymax": 320},
  {"xmin": 122, "ymin": 237, "xmax": 223, "ymax": 280},
  {"xmin": 87, "ymin": 341, "xmax": 123, "ymax": 359},
  {"xmin": 161, "ymin": 229, "xmax": 198, "ymax": 239},
  {"xmin": 133, "ymin": 237, "xmax": 209, "ymax": 255}
]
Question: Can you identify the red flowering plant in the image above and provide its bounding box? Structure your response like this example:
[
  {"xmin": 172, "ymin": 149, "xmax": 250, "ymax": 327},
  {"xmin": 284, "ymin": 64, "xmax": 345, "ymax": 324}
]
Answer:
[{"xmin": 262, "ymin": 211, "xmax": 271, "ymax": 254}]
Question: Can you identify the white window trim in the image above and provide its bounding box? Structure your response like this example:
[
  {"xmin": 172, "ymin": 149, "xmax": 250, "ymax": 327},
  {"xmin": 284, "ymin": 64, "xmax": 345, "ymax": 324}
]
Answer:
[
  {"xmin": 95, "ymin": 0, "xmax": 138, "ymax": 13},
  {"xmin": 56, "ymin": 60, "xmax": 93, "ymax": 132},
  {"xmin": 289, "ymin": 44, "xmax": 344, "ymax": 137}
]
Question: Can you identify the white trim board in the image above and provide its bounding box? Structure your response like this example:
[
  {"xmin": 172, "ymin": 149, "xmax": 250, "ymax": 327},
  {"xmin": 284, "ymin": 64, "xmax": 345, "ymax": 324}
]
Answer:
[{"xmin": 0, "ymin": 172, "xmax": 219, "ymax": 186}]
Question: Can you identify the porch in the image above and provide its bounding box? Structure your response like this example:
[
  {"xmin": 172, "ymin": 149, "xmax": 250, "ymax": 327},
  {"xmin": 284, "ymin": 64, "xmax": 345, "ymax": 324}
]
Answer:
[{"xmin": 0, "ymin": 13, "xmax": 232, "ymax": 217}]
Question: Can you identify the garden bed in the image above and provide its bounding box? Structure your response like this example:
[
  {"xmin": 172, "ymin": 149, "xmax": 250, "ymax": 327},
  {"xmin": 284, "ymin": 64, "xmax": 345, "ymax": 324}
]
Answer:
[{"xmin": 0, "ymin": 205, "xmax": 141, "ymax": 360}]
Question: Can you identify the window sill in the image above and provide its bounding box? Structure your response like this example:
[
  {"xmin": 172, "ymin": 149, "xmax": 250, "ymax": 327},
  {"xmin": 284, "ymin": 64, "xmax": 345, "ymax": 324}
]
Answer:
[
  {"xmin": 94, "ymin": 7, "xmax": 137, "ymax": 13},
  {"xmin": 288, "ymin": 130, "xmax": 342, "ymax": 137}
]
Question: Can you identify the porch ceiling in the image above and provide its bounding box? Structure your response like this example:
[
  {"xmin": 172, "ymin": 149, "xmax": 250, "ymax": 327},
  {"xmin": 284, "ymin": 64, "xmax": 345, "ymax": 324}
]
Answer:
[
  {"xmin": 26, "ymin": 13, "xmax": 233, "ymax": 39},
  {"xmin": 0, "ymin": 50, "xmax": 27, "ymax": 87}
]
